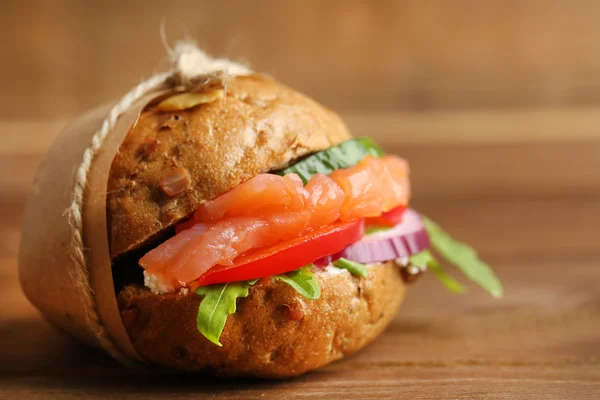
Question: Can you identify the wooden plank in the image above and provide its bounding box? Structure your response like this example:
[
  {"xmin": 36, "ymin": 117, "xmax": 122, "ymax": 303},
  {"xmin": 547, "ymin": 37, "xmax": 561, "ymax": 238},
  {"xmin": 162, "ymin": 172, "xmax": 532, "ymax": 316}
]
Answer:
[
  {"xmin": 4, "ymin": 139, "xmax": 600, "ymax": 203},
  {"xmin": 2, "ymin": 246, "xmax": 599, "ymax": 398},
  {"xmin": 5, "ymin": 1, "xmax": 600, "ymax": 117},
  {"xmin": 4, "ymin": 108, "xmax": 600, "ymax": 155},
  {"xmin": 416, "ymin": 196, "xmax": 600, "ymax": 259},
  {"xmin": 1, "ymin": 365, "xmax": 599, "ymax": 400},
  {"xmin": 345, "ymin": 107, "xmax": 600, "ymax": 144}
]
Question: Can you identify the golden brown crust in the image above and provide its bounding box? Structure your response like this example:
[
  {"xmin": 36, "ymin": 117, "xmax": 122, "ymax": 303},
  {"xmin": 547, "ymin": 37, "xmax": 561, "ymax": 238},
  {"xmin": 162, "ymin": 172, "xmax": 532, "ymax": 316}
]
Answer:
[
  {"xmin": 118, "ymin": 262, "xmax": 406, "ymax": 378},
  {"xmin": 108, "ymin": 74, "xmax": 351, "ymax": 258}
]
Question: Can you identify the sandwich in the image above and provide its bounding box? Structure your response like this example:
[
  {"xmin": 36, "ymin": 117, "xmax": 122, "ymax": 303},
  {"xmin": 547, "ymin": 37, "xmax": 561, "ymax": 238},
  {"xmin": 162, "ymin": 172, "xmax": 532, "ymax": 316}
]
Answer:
[
  {"xmin": 109, "ymin": 75, "xmax": 502, "ymax": 377},
  {"xmin": 19, "ymin": 52, "xmax": 502, "ymax": 378}
]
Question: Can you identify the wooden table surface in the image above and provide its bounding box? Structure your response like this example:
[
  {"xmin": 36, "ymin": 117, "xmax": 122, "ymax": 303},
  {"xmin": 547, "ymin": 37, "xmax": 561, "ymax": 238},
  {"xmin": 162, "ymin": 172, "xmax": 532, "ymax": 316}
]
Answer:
[{"xmin": 1, "ymin": 109, "xmax": 599, "ymax": 399}]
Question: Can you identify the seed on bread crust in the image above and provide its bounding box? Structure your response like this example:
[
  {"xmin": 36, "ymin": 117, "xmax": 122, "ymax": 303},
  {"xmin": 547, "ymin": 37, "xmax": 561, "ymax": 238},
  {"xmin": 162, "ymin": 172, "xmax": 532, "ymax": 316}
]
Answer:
[
  {"xmin": 160, "ymin": 167, "xmax": 191, "ymax": 197},
  {"xmin": 156, "ymin": 90, "xmax": 224, "ymax": 112}
]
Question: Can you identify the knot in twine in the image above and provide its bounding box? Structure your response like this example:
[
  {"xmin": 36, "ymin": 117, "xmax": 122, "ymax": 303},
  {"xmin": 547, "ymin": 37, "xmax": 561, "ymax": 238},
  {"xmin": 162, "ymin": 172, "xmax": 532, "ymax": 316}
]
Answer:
[
  {"xmin": 170, "ymin": 41, "xmax": 251, "ymax": 85},
  {"xmin": 66, "ymin": 42, "xmax": 251, "ymax": 364}
]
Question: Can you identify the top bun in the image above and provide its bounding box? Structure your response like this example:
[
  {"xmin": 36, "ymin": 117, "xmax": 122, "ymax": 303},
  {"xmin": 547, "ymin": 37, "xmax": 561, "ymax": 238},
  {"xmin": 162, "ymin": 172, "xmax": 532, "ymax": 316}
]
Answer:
[{"xmin": 108, "ymin": 74, "xmax": 351, "ymax": 258}]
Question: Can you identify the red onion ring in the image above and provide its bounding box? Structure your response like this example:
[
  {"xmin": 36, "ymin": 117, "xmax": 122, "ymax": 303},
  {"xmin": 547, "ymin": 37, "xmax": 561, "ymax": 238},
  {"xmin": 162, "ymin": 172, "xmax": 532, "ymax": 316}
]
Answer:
[{"xmin": 315, "ymin": 208, "xmax": 430, "ymax": 266}]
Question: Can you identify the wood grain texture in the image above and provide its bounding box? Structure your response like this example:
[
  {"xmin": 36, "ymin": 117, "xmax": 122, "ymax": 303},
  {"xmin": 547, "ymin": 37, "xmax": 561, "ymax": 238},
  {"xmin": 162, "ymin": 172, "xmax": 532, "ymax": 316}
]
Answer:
[
  {"xmin": 1, "ymin": 204, "xmax": 599, "ymax": 398},
  {"xmin": 4, "ymin": 1, "xmax": 600, "ymax": 393},
  {"xmin": 4, "ymin": 0, "xmax": 600, "ymax": 118},
  {"xmin": 1, "ymin": 117, "xmax": 599, "ymax": 398}
]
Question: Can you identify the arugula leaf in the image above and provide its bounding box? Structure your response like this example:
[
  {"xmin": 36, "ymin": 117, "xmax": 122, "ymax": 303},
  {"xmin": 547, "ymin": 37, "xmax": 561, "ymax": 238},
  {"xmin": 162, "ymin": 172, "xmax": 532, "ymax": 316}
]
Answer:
[
  {"xmin": 423, "ymin": 216, "xmax": 503, "ymax": 298},
  {"xmin": 195, "ymin": 280, "xmax": 258, "ymax": 346},
  {"xmin": 332, "ymin": 257, "xmax": 369, "ymax": 278},
  {"xmin": 278, "ymin": 266, "xmax": 321, "ymax": 300},
  {"xmin": 409, "ymin": 250, "xmax": 466, "ymax": 294},
  {"xmin": 409, "ymin": 250, "xmax": 434, "ymax": 267}
]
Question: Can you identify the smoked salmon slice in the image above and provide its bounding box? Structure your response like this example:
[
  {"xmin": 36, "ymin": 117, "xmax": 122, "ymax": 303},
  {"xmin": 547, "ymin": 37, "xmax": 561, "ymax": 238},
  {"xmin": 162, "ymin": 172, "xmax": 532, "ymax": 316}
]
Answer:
[
  {"xmin": 330, "ymin": 156, "xmax": 409, "ymax": 221},
  {"xmin": 140, "ymin": 156, "xmax": 409, "ymax": 289}
]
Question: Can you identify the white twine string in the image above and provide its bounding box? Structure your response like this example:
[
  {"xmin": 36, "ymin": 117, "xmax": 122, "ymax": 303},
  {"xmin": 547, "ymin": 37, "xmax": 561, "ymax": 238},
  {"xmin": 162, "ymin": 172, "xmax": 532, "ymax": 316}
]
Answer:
[{"xmin": 66, "ymin": 42, "xmax": 251, "ymax": 363}]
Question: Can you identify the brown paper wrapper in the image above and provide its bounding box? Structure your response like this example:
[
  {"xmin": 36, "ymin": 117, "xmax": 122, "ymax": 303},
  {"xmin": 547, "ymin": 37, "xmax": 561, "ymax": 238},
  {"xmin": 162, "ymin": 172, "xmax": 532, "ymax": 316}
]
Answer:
[{"xmin": 18, "ymin": 91, "xmax": 170, "ymax": 363}]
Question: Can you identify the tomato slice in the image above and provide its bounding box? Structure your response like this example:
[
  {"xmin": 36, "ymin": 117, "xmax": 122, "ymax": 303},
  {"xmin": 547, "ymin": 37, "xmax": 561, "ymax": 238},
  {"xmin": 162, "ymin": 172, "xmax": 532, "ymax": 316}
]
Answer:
[
  {"xmin": 365, "ymin": 205, "xmax": 407, "ymax": 227},
  {"xmin": 195, "ymin": 219, "xmax": 365, "ymax": 286}
]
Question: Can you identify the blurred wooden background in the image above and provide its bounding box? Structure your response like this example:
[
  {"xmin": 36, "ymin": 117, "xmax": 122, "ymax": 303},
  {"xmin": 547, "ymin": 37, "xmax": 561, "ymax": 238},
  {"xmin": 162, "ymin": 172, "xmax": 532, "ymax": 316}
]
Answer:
[
  {"xmin": 1, "ymin": 1, "xmax": 599, "ymax": 398},
  {"xmin": 3, "ymin": 0, "xmax": 600, "ymax": 119},
  {"xmin": 3, "ymin": 0, "xmax": 600, "ymax": 216}
]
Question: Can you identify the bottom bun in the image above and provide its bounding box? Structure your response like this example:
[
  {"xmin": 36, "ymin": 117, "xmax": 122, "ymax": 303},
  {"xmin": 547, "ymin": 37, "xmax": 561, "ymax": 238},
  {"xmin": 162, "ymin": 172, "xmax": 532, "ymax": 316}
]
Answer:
[{"xmin": 117, "ymin": 262, "xmax": 406, "ymax": 378}]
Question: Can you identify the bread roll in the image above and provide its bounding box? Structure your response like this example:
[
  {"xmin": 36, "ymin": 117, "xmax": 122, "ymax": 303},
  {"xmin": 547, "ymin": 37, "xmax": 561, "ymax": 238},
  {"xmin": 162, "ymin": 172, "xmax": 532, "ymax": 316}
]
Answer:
[{"xmin": 118, "ymin": 262, "xmax": 406, "ymax": 378}]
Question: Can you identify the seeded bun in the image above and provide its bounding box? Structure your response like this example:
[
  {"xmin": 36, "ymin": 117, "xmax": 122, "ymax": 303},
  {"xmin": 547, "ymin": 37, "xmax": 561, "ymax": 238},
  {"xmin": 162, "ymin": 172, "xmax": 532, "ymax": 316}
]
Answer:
[
  {"xmin": 118, "ymin": 262, "xmax": 406, "ymax": 378},
  {"xmin": 108, "ymin": 74, "xmax": 351, "ymax": 258}
]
